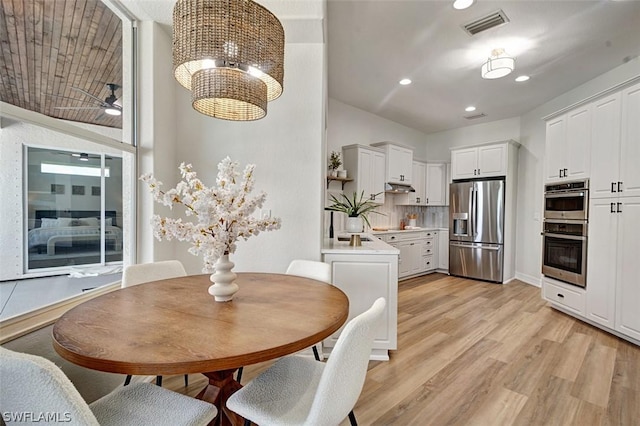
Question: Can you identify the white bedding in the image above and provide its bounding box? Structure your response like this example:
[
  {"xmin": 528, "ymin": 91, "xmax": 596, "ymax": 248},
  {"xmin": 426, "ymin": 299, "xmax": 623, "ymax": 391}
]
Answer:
[{"xmin": 28, "ymin": 225, "xmax": 123, "ymax": 249}]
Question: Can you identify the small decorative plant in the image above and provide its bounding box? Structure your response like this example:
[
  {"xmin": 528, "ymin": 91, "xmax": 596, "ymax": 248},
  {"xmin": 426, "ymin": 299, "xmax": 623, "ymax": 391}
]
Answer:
[
  {"xmin": 329, "ymin": 151, "xmax": 342, "ymax": 171},
  {"xmin": 326, "ymin": 191, "xmax": 383, "ymax": 229}
]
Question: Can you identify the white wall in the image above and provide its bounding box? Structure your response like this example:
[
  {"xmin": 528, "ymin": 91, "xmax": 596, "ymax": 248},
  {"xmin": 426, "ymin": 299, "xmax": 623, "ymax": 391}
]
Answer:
[
  {"xmin": 327, "ymin": 98, "xmax": 429, "ymax": 161},
  {"xmin": 136, "ymin": 13, "xmax": 326, "ymax": 275},
  {"xmin": 424, "ymin": 116, "xmax": 521, "ymax": 161},
  {"xmin": 136, "ymin": 21, "xmax": 179, "ymax": 265}
]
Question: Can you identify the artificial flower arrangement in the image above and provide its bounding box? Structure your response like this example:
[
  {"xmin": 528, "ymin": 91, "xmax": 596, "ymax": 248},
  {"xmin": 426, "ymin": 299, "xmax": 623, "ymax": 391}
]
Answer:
[{"xmin": 140, "ymin": 157, "xmax": 282, "ymax": 273}]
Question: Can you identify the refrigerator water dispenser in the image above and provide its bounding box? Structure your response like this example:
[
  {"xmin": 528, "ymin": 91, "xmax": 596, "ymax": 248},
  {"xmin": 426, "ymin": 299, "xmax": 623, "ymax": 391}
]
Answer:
[{"xmin": 452, "ymin": 213, "xmax": 469, "ymax": 236}]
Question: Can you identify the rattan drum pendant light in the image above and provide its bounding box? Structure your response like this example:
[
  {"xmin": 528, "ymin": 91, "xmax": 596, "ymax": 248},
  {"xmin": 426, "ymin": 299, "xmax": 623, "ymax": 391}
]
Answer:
[{"xmin": 173, "ymin": 0, "xmax": 285, "ymax": 120}]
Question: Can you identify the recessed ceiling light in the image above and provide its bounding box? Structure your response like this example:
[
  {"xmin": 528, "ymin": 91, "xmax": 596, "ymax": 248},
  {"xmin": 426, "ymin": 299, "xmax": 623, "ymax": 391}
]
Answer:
[
  {"xmin": 399, "ymin": 78, "xmax": 412, "ymax": 86},
  {"xmin": 453, "ymin": 0, "xmax": 475, "ymax": 10},
  {"xmin": 465, "ymin": 106, "xmax": 476, "ymax": 112},
  {"xmin": 515, "ymin": 75, "xmax": 530, "ymax": 82}
]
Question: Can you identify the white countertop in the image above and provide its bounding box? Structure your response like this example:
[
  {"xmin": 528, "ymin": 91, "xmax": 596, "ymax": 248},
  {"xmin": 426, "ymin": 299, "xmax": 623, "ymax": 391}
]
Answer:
[
  {"xmin": 371, "ymin": 227, "xmax": 448, "ymax": 234},
  {"xmin": 321, "ymin": 233, "xmax": 399, "ymax": 255}
]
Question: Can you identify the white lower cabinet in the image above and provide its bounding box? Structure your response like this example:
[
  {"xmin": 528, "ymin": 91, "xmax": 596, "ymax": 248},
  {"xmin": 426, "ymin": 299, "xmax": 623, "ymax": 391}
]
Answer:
[
  {"xmin": 322, "ymin": 253, "xmax": 398, "ymax": 360},
  {"xmin": 379, "ymin": 230, "xmax": 440, "ymax": 279},
  {"xmin": 584, "ymin": 197, "xmax": 640, "ymax": 341},
  {"xmin": 438, "ymin": 230, "xmax": 449, "ymax": 271},
  {"xmin": 543, "ymin": 278, "xmax": 586, "ymax": 316}
]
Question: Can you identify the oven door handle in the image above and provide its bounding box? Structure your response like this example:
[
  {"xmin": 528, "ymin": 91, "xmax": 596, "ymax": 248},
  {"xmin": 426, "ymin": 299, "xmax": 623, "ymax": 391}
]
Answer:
[
  {"xmin": 544, "ymin": 191, "xmax": 585, "ymax": 199},
  {"xmin": 542, "ymin": 232, "xmax": 587, "ymax": 241}
]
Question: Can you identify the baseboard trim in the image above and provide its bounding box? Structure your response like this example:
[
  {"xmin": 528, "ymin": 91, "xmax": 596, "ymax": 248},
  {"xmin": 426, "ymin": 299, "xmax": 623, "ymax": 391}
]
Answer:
[
  {"xmin": 515, "ymin": 272, "xmax": 542, "ymax": 287},
  {"xmin": 0, "ymin": 282, "xmax": 120, "ymax": 344}
]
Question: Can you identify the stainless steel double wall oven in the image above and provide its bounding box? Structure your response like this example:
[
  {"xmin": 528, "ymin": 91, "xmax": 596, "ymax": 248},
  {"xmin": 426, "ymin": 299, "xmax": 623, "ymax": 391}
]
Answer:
[{"xmin": 542, "ymin": 179, "xmax": 589, "ymax": 287}]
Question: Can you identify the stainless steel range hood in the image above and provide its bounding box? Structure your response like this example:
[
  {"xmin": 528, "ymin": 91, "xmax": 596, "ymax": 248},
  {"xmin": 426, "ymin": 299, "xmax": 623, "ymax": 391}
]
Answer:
[{"xmin": 385, "ymin": 183, "xmax": 416, "ymax": 193}]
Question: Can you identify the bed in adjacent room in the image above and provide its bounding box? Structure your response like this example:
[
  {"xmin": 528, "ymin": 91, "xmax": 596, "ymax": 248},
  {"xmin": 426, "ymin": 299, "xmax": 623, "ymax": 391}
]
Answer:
[{"xmin": 28, "ymin": 210, "xmax": 122, "ymax": 256}]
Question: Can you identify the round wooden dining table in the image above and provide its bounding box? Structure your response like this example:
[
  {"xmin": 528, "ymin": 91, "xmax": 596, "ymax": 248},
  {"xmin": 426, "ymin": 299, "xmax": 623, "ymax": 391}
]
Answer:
[{"xmin": 52, "ymin": 272, "xmax": 349, "ymax": 426}]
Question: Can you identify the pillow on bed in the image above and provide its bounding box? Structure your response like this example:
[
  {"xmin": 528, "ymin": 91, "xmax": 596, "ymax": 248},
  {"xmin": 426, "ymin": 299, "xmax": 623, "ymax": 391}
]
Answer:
[
  {"xmin": 56, "ymin": 217, "xmax": 74, "ymax": 227},
  {"xmin": 104, "ymin": 217, "xmax": 113, "ymax": 226},
  {"xmin": 80, "ymin": 217, "xmax": 100, "ymax": 227},
  {"xmin": 40, "ymin": 218, "xmax": 58, "ymax": 228}
]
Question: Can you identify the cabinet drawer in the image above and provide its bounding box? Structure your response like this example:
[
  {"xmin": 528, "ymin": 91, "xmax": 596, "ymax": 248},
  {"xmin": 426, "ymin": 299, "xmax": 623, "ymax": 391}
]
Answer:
[
  {"xmin": 543, "ymin": 279, "xmax": 585, "ymax": 315},
  {"xmin": 423, "ymin": 255, "xmax": 435, "ymax": 271},
  {"xmin": 422, "ymin": 245, "xmax": 435, "ymax": 256}
]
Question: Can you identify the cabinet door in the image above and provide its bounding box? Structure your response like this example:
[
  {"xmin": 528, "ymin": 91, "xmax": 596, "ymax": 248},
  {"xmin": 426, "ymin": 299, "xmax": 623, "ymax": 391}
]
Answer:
[
  {"xmin": 410, "ymin": 161, "xmax": 426, "ymax": 205},
  {"xmin": 425, "ymin": 163, "xmax": 446, "ymax": 205},
  {"xmin": 615, "ymin": 197, "xmax": 640, "ymax": 341},
  {"xmin": 477, "ymin": 144, "xmax": 507, "ymax": 177},
  {"xmin": 408, "ymin": 241, "xmax": 422, "ymax": 275},
  {"xmin": 590, "ymin": 93, "xmax": 622, "ymax": 199},
  {"xmin": 545, "ymin": 115, "xmax": 567, "ymax": 182},
  {"xmin": 371, "ymin": 150, "xmax": 386, "ymax": 204},
  {"xmin": 451, "ymin": 148, "xmax": 478, "ymax": 180},
  {"xmin": 438, "ymin": 231, "xmax": 449, "ymax": 270},
  {"xmin": 396, "ymin": 242, "xmax": 412, "ymax": 278},
  {"xmin": 356, "ymin": 148, "xmax": 375, "ymax": 201},
  {"xmin": 586, "ymin": 198, "xmax": 618, "ymax": 328},
  {"xmin": 387, "ymin": 145, "xmax": 413, "ymax": 184},
  {"xmin": 565, "ymin": 105, "xmax": 591, "ymax": 180},
  {"xmin": 620, "ymin": 83, "xmax": 640, "ymax": 198}
]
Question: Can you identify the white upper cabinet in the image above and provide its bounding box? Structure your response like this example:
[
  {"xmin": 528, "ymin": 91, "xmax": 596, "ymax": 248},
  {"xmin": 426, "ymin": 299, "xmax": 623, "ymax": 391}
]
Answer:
[
  {"xmin": 425, "ymin": 163, "xmax": 446, "ymax": 205},
  {"xmin": 544, "ymin": 104, "xmax": 591, "ymax": 183},
  {"xmin": 590, "ymin": 92, "xmax": 622, "ymax": 199},
  {"xmin": 620, "ymin": 83, "xmax": 640, "ymax": 198},
  {"xmin": 410, "ymin": 161, "xmax": 426, "ymax": 205},
  {"xmin": 588, "ymin": 82, "xmax": 640, "ymax": 199},
  {"xmin": 371, "ymin": 142, "xmax": 413, "ymax": 185},
  {"xmin": 451, "ymin": 142, "xmax": 508, "ymax": 180},
  {"xmin": 342, "ymin": 144, "xmax": 386, "ymax": 204}
]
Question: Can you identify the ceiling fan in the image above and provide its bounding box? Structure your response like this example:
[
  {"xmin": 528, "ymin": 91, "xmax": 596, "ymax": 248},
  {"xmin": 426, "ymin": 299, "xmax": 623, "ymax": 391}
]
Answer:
[{"xmin": 54, "ymin": 83, "xmax": 122, "ymax": 117}]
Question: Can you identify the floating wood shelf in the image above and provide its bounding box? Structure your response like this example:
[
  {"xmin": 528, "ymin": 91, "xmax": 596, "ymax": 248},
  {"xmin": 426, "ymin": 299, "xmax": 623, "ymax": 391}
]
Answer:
[{"xmin": 326, "ymin": 176, "xmax": 353, "ymax": 190}]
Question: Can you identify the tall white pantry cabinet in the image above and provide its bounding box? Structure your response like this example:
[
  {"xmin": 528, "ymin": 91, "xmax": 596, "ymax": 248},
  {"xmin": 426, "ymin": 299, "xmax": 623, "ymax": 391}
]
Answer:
[{"xmin": 543, "ymin": 80, "xmax": 640, "ymax": 344}]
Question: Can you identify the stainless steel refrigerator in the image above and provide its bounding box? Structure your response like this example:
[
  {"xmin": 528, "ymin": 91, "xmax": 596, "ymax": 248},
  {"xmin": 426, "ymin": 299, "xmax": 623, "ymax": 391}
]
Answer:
[{"xmin": 449, "ymin": 179, "xmax": 505, "ymax": 283}]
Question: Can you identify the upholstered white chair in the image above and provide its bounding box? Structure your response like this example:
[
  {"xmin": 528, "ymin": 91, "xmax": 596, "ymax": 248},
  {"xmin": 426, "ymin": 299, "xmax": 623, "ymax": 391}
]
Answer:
[
  {"xmin": 236, "ymin": 259, "xmax": 332, "ymax": 384},
  {"xmin": 0, "ymin": 347, "xmax": 216, "ymax": 426},
  {"xmin": 286, "ymin": 259, "xmax": 332, "ymax": 361},
  {"xmin": 227, "ymin": 297, "xmax": 386, "ymax": 426},
  {"xmin": 121, "ymin": 260, "xmax": 189, "ymax": 387}
]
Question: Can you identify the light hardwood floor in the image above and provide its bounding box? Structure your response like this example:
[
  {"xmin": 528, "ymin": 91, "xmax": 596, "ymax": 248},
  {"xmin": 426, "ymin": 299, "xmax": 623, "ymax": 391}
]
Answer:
[{"xmin": 164, "ymin": 274, "xmax": 640, "ymax": 425}]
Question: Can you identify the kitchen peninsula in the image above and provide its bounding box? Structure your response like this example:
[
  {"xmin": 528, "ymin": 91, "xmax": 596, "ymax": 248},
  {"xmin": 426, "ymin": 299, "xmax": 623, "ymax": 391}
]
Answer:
[{"xmin": 322, "ymin": 233, "xmax": 398, "ymax": 360}]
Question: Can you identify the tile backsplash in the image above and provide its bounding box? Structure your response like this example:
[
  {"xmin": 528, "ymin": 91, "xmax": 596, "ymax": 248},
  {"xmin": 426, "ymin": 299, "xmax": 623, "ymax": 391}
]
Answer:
[{"xmin": 325, "ymin": 190, "xmax": 449, "ymax": 236}]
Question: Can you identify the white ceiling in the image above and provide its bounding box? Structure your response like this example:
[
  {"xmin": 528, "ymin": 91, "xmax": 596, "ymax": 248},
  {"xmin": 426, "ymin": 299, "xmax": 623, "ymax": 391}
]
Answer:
[{"xmin": 122, "ymin": 0, "xmax": 640, "ymax": 134}]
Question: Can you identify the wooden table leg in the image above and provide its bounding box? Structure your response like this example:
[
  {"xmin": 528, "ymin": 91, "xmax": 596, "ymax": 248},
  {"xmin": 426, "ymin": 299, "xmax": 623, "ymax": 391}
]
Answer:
[{"xmin": 196, "ymin": 370, "xmax": 245, "ymax": 426}]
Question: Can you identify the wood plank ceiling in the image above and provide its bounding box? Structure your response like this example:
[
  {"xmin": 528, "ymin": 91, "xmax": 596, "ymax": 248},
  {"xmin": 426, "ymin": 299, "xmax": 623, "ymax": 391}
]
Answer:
[{"xmin": 0, "ymin": 0, "xmax": 122, "ymax": 129}]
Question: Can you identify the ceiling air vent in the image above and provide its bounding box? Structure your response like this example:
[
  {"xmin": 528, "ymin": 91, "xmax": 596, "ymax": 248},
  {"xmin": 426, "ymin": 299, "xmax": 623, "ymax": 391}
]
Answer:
[
  {"xmin": 464, "ymin": 113, "xmax": 487, "ymax": 120},
  {"xmin": 463, "ymin": 10, "xmax": 510, "ymax": 36}
]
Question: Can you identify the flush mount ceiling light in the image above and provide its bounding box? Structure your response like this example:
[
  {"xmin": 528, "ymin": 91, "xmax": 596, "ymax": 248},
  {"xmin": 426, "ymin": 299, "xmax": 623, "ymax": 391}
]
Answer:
[
  {"xmin": 481, "ymin": 48, "xmax": 515, "ymax": 79},
  {"xmin": 453, "ymin": 0, "xmax": 475, "ymax": 10},
  {"xmin": 515, "ymin": 75, "xmax": 530, "ymax": 82},
  {"xmin": 172, "ymin": 0, "xmax": 285, "ymax": 121},
  {"xmin": 399, "ymin": 78, "xmax": 412, "ymax": 85}
]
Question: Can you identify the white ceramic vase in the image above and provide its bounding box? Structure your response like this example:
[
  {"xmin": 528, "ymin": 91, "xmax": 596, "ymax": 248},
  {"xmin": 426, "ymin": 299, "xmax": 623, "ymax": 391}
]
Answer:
[
  {"xmin": 208, "ymin": 253, "xmax": 239, "ymax": 302},
  {"xmin": 345, "ymin": 216, "xmax": 364, "ymax": 233}
]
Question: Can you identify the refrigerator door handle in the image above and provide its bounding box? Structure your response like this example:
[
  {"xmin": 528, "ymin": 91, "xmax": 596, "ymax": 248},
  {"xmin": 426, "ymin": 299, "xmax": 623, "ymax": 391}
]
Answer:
[
  {"xmin": 469, "ymin": 186, "xmax": 475, "ymax": 237},
  {"xmin": 450, "ymin": 242, "xmax": 501, "ymax": 251},
  {"xmin": 473, "ymin": 186, "xmax": 479, "ymax": 238}
]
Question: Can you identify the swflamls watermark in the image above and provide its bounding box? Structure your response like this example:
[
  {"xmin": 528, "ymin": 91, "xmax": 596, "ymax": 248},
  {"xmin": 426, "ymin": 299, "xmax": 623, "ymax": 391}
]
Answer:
[{"xmin": 1, "ymin": 411, "xmax": 72, "ymax": 422}]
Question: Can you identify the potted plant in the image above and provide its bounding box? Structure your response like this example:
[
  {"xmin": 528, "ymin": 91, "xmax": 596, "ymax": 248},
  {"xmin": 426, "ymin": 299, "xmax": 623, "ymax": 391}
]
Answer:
[
  {"xmin": 328, "ymin": 151, "xmax": 342, "ymax": 177},
  {"xmin": 326, "ymin": 191, "xmax": 383, "ymax": 233}
]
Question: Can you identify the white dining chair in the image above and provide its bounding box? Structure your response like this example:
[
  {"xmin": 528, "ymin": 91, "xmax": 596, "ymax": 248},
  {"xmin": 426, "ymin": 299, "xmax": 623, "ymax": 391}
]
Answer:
[
  {"xmin": 121, "ymin": 260, "xmax": 190, "ymax": 387},
  {"xmin": 0, "ymin": 346, "xmax": 217, "ymax": 426},
  {"xmin": 235, "ymin": 259, "xmax": 332, "ymax": 384},
  {"xmin": 227, "ymin": 297, "xmax": 386, "ymax": 426}
]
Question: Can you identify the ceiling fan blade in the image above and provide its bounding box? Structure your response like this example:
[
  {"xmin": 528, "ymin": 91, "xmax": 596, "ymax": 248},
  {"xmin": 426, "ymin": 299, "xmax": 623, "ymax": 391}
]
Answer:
[
  {"xmin": 71, "ymin": 87, "xmax": 106, "ymax": 104},
  {"xmin": 54, "ymin": 106, "xmax": 104, "ymax": 110}
]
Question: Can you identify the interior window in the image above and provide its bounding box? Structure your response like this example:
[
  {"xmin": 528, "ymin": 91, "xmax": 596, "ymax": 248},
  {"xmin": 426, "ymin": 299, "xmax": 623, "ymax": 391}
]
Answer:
[{"xmin": 26, "ymin": 147, "xmax": 123, "ymax": 271}]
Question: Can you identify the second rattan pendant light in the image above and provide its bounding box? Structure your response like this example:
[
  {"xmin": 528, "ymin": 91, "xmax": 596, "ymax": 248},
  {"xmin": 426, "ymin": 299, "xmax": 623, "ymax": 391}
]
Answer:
[{"xmin": 173, "ymin": 0, "xmax": 285, "ymax": 120}]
